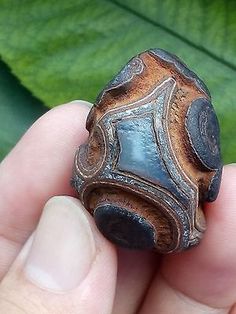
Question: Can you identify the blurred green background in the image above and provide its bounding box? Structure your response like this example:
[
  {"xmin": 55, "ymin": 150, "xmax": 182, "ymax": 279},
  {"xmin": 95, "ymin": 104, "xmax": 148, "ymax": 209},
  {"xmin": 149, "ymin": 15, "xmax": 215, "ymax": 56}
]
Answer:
[{"xmin": 0, "ymin": 0, "xmax": 235, "ymax": 162}]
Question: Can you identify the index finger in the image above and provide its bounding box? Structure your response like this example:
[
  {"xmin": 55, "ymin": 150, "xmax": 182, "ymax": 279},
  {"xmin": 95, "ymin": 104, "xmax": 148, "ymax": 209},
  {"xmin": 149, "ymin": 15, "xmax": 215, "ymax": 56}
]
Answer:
[{"xmin": 0, "ymin": 101, "xmax": 91, "ymax": 279}]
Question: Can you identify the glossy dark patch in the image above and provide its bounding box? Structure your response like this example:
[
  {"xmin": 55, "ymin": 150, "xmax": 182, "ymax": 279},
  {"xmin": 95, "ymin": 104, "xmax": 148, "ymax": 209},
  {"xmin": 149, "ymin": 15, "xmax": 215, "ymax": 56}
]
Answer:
[
  {"xmin": 116, "ymin": 115, "xmax": 187, "ymax": 205},
  {"xmin": 96, "ymin": 56, "xmax": 144, "ymax": 105},
  {"xmin": 106, "ymin": 57, "xmax": 143, "ymax": 89},
  {"xmin": 94, "ymin": 204, "xmax": 156, "ymax": 249},
  {"xmin": 149, "ymin": 48, "xmax": 210, "ymax": 97},
  {"xmin": 185, "ymin": 98, "xmax": 221, "ymax": 170},
  {"xmin": 206, "ymin": 166, "xmax": 223, "ymax": 202}
]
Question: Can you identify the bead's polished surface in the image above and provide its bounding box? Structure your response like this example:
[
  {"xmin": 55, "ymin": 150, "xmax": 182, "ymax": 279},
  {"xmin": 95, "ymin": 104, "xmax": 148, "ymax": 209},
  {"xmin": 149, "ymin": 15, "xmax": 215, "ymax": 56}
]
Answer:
[{"xmin": 71, "ymin": 48, "xmax": 222, "ymax": 253}]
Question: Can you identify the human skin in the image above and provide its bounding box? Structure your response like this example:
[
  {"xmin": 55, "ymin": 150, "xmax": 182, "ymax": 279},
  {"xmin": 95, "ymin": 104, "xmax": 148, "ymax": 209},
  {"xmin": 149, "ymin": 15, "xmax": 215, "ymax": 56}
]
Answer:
[{"xmin": 0, "ymin": 100, "xmax": 235, "ymax": 313}]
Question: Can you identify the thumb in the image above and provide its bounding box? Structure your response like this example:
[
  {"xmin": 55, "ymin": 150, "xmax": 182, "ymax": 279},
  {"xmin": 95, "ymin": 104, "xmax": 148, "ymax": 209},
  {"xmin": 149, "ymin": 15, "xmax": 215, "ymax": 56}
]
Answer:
[{"xmin": 0, "ymin": 196, "xmax": 117, "ymax": 314}]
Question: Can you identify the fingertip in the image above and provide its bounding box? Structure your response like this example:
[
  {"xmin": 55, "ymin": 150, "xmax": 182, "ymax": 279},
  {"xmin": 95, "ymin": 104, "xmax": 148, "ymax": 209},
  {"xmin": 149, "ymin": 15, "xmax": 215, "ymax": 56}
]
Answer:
[
  {"xmin": 36, "ymin": 100, "xmax": 92, "ymax": 140},
  {"xmin": 0, "ymin": 196, "xmax": 117, "ymax": 313},
  {"xmin": 49, "ymin": 100, "xmax": 92, "ymax": 123},
  {"xmin": 67, "ymin": 99, "xmax": 93, "ymax": 109},
  {"xmin": 0, "ymin": 100, "xmax": 94, "ymax": 273},
  {"xmin": 161, "ymin": 164, "xmax": 236, "ymax": 307}
]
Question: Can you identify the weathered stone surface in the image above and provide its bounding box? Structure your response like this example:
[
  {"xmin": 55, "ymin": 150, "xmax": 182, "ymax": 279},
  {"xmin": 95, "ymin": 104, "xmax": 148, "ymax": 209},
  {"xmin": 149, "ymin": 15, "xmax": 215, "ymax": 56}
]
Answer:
[{"xmin": 72, "ymin": 48, "xmax": 222, "ymax": 253}]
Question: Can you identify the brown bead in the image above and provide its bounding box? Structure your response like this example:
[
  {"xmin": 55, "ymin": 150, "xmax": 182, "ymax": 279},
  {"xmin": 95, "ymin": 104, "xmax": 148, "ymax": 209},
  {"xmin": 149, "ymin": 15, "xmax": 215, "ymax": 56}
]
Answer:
[{"xmin": 71, "ymin": 48, "xmax": 222, "ymax": 253}]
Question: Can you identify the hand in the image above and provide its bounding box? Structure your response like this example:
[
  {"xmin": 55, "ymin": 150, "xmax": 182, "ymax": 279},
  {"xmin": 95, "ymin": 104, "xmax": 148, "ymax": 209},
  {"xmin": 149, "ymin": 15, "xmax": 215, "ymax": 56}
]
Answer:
[{"xmin": 0, "ymin": 100, "xmax": 235, "ymax": 314}]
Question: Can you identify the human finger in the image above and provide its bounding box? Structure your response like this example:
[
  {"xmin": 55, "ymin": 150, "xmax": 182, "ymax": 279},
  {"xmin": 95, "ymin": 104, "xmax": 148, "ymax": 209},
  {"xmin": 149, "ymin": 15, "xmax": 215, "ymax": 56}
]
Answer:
[
  {"xmin": 0, "ymin": 101, "xmax": 91, "ymax": 279},
  {"xmin": 0, "ymin": 196, "xmax": 117, "ymax": 314},
  {"xmin": 140, "ymin": 165, "xmax": 236, "ymax": 313},
  {"xmin": 112, "ymin": 248, "xmax": 158, "ymax": 314}
]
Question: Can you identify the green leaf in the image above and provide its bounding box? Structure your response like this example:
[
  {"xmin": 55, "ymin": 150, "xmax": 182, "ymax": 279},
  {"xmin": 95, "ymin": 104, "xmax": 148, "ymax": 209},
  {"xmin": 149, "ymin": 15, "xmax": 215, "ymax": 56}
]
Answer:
[
  {"xmin": 0, "ymin": 59, "xmax": 47, "ymax": 160},
  {"xmin": 0, "ymin": 0, "xmax": 235, "ymax": 163},
  {"xmin": 113, "ymin": 0, "xmax": 236, "ymax": 69}
]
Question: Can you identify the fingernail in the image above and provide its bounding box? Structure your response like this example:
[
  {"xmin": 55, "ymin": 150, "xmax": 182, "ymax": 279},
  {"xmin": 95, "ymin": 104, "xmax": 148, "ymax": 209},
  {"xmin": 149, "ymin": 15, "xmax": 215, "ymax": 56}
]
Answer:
[
  {"xmin": 69, "ymin": 100, "xmax": 93, "ymax": 109},
  {"xmin": 24, "ymin": 196, "xmax": 96, "ymax": 292}
]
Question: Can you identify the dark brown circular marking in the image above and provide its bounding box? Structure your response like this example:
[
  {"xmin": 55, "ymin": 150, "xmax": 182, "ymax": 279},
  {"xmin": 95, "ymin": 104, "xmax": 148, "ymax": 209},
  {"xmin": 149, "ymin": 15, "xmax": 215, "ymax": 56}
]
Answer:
[
  {"xmin": 96, "ymin": 56, "xmax": 144, "ymax": 105},
  {"xmin": 94, "ymin": 204, "xmax": 156, "ymax": 249},
  {"xmin": 185, "ymin": 98, "xmax": 221, "ymax": 170}
]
